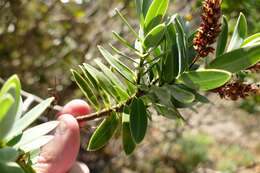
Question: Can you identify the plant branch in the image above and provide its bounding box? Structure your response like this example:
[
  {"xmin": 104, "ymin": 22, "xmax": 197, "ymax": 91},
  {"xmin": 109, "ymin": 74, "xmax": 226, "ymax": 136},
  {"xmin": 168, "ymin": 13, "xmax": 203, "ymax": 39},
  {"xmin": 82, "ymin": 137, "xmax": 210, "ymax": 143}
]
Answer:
[{"xmin": 76, "ymin": 90, "xmax": 144, "ymax": 122}]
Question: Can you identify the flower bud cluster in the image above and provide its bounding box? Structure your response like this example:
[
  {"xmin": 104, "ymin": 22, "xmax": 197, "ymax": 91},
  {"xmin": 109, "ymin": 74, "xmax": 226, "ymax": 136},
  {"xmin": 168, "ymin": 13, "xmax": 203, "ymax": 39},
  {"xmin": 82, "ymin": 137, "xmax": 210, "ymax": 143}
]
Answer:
[{"xmin": 193, "ymin": 0, "xmax": 222, "ymax": 60}]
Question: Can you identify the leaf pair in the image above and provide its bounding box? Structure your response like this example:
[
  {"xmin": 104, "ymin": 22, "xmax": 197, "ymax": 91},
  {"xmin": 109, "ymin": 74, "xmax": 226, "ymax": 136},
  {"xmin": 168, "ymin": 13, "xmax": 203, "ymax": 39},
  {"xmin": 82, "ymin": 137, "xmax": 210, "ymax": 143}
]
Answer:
[{"xmin": 87, "ymin": 98, "xmax": 148, "ymax": 155}]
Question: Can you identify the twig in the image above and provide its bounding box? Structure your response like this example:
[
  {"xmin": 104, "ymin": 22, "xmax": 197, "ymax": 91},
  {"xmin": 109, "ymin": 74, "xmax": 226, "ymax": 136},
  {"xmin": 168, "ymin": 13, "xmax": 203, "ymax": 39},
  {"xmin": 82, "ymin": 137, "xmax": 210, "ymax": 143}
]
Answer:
[{"xmin": 76, "ymin": 90, "xmax": 144, "ymax": 122}]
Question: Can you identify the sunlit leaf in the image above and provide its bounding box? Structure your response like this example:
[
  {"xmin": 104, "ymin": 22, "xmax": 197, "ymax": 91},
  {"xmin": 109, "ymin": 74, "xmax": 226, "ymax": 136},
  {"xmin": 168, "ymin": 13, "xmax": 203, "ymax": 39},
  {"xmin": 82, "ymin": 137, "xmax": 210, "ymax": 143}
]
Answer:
[
  {"xmin": 71, "ymin": 69, "xmax": 100, "ymax": 110},
  {"xmin": 83, "ymin": 64, "xmax": 124, "ymax": 102},
  {"xmin": 20, "ymin": 135, "xmax": 54, "ymax": 152},
  {"xmin": 0, "ymin": 75, "xmax": 21, "ymax": 140},
  {"xmin": 209, "ymin": 45, "xmax": 260, "ymax": 73},
  {"xmin": 178, "ymin": 69, "xmax": 232, "ymax": 91},
  {"xmin": 5, "ymin": 97, "xmax": 54, "ymax": 142},
  {"xmin": 143, "ymin": 23, "xmax": 166, "ymax": 49},
  {"xmin": 241, "ymin": 33, "xmax": 260, "ymax": 47},
  {"xmin": 14, "ymin": 121, "xmax": 59, "ymax": 148},
  {"xmin": 144, "ymin": 0, "xmax": 169, "ymax": 33},
  {"xmin": 98, "ymin": 46, "xmax": 136, "ymax": 83},
  {"xmin": 227, "ymin": 13, "xmax": 247, "ymax": 51}
]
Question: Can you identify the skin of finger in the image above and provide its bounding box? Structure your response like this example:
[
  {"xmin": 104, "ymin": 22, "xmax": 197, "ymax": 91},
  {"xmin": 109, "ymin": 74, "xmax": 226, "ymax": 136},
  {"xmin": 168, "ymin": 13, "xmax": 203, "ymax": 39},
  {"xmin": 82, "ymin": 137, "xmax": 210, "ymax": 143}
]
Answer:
[
  {"xmin": 35, "ymin": 114, "xmax": 80, "ymax": 173},
  {"xmin": 57, "ymin": 99, "xmax": 91, "ymax": 127},
  {"xmin": 68, "ymin": 161, "xmax": 90, "ymax": 173}
]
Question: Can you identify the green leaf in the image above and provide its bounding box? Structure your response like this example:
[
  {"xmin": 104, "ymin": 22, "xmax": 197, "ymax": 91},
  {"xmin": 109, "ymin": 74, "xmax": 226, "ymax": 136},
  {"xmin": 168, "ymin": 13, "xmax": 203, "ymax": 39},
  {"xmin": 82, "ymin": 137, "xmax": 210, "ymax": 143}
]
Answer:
[
  {"xmin": 142, "ymin": 0, "xmax": 153, "ymax": 18},
  {"xmin": 241, "ymin": 33, "xmax": 260, "ymax": 47},
  {"xmin": 167, "ymin": 85, "xmax": 195, "ymax": 104},
  {"xmin": 162, "ymin": 20, "xmax": 179, "ymax": 81},
  {"xmin": 154, "ymin": 103, "xmax": 183, "ymax": 120},
  {"xmin": 0, "ymin": 75, "xmax": 21, "ymax": 141},
  {"xmin": 0, "ymin": 94, "xmax": 14, "ymax": 124},
  {"xmin": 95, "ymin": 61, "xmax": 129, "ymax": 101},
  {"xmin": 122, "ymin": 108, "xmax": 136, "ymax": 155},
  {"xmin": 5, "ymin": 97, "xmax": 54, "ymax": 142},
  {"xmin": 115, "ymin": 9, "xmax": 140, "ymax": 40},
  {"xmin": 80, "ymin": 65, "xmax": 110, "ymax": 107},
  {"xmin": 227, "ymin": 13, "xmax": 247, "ymax": 52},
  {"xmin": 0, "ymin": 148, "xmax": 19, "ymax": 162},
  {"xmin": 14, "ymin": 121, "xmax": 59, "ymax": 148},
  {"xmin": 71, "ymin": 69, "xmax": 100, "ymax": 110},
  {"xmin": 216, "ymin": 16, "xmax": 229, "ymax": 57},
  {"xmin": 87, "ymin": 112, "xmax": 119, "ymax": 151},
  {"xmin": 135, "ymin": 0, "xmax": 143, "ymax": 21},
  {"xmin": 83, "ymin": 64, "xmax": 123, "ymax": 102},
  {"xmin": 15, "ymin": 97, "xmax": 23, "ymax": 120},
  {"xmin": 143, "ymin": 23, "xmax": 166, "ymax": 49},
  {"xmin": 130, "ymin": 98, "xmax": 147, "ymax": 144},
  {"xmin": 0, "ymin": 162, "xmax": 24, "ymax": 173},
  {"xmin": 209, "ymin": 45, "xmax": 260, "ymax": 73},
  {"xmin": 135, "ymin": 0, "xmax": 153, "ymax": 25},
  {"xmin": 144, "ymin": 0, "xmax": 169, "ymax": 33},
  {"xmin": 112, "ymin": 31, "xmax": 137, "ymax": 52},
  {"xmin": 174, "ymin": 17, "xmax": 188, "ymax": 73},
  {"xmin": 150, "ymin": 85, "xmax": 171, "ymax": 106},
  {"xmin": 178, "ymin": 69, "xmax": 232, "ymax": 91},
  {"xmin": 95, "ymin": 60, "xmax": 129, "ymax": 96},
  {"xmin": 98, "ymin": 46, "xmax": 136, "ymax": 83}
]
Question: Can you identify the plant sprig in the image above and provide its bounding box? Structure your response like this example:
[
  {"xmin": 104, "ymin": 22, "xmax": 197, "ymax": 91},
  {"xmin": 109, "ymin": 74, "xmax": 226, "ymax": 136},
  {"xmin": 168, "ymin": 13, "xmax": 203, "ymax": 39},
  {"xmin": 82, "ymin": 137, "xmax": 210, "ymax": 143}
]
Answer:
[{"xmin": 71, "ymin": 0, "xmax": 260, "ymax": 154}]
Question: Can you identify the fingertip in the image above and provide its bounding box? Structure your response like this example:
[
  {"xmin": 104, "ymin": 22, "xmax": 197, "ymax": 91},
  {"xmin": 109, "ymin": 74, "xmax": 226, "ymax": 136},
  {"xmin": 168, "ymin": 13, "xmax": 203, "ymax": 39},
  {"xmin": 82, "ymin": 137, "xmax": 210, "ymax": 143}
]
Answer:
[{"xmin": 57, "ymin": 114, "xmax": 80, "ymax": 132}]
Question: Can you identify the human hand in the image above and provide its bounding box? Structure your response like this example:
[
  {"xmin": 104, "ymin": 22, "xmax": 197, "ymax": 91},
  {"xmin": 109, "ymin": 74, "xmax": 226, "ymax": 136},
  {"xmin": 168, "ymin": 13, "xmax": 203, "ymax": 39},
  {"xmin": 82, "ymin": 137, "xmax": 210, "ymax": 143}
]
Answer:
[{"xmin": 35, "ymin": 99, "xmax": 91, "ymax": 173}]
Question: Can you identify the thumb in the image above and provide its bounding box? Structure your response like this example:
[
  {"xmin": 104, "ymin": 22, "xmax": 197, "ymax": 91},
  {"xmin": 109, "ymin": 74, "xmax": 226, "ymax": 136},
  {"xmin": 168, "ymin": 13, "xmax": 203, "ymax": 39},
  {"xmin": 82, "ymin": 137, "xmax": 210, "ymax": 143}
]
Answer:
[{"xmin": 35, "ymin": 114, "xmax": 80, "ymax": 173}]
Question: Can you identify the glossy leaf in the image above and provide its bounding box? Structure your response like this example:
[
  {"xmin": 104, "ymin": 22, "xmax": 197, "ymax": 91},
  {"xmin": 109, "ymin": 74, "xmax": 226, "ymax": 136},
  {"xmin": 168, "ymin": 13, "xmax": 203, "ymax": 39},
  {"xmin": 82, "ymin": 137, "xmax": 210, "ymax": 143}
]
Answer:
[
  {"xmin": 178, "ymin": 69, "xmax": 232, "ymax": 91},
  {"xmin": 122, "ymin": 108, "xmax": 136, "ymax": 155},
  {"xmin": 209, "ymin": 45, "xmax": 260, "ymax": 73},
  {"xmin": 216, "ymin": 16, "xmax": 229, "ymax": 56},
  {"xmin": 143, "ymin": 23, "xmax": 166, "ymax": 49},
  {"xmin": 87, "ymin": 112, "xmax": 119, "ymax": 151},
  {"xmin": 241, "ymin": 33, "xmax": 260, "ymax": 47},
  {"xmin": 130, "ymin": 98, "xmax": 147, "ymax": 144},
  {"xmin": 98, "ymin": 46, "xmax": 135, "ymax": 83},
  {"xmin": 71, "ymin": 69, "xmax": 100, "ymax": 110},
  {"xmin": 144, "ymin": 0, "xmax": 169, "ymax": 33},
  {"xmin": 227, "ymin": 13, "xmax": 247, "ymax": 51},
  {"xmin": 5, "ymin": 97, "xmax": 54, "ymax": 142}
]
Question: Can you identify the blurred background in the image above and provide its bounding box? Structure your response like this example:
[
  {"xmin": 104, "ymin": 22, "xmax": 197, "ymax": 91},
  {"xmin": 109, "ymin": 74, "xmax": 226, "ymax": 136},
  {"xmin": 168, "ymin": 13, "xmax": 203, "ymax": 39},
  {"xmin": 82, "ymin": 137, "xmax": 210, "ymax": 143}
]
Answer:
[{"xmin": 0, "ymin": 0, "xmax": 260, "ymax": 172}]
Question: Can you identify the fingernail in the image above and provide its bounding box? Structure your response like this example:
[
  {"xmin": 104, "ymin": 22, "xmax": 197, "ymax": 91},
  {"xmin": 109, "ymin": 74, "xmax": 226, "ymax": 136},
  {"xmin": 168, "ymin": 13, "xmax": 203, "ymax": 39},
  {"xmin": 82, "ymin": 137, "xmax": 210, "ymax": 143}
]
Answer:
[{"xmin": 56, "ymin": 121, "xmax": 67, "ymax": 135}]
